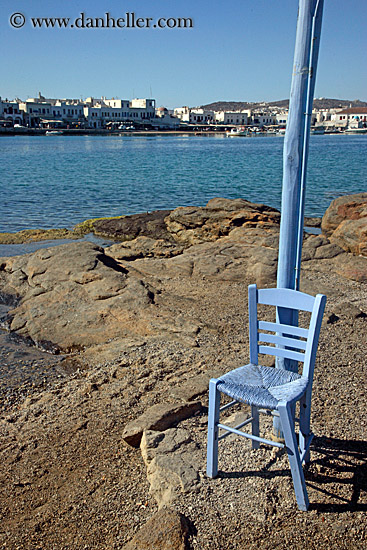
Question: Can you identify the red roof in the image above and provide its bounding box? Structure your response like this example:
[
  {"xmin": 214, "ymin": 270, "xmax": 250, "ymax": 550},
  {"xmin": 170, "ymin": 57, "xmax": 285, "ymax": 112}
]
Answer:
[{"xmin": 337, "ymin": 107, "xmax": 367, "ymax": 114}]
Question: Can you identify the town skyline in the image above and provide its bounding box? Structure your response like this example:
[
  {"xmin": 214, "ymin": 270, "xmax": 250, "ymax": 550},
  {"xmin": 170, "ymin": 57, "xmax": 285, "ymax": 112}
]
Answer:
[{"xmin": 1, "ymin": 0, "xmax": 366, "ymax": 108}]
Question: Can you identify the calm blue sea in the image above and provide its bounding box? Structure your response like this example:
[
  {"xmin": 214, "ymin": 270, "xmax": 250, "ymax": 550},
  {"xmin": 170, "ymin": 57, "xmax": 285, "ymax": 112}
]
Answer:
[{"xmin": 1, "ymin": 134, "xmax": 366, "ymax": 233}]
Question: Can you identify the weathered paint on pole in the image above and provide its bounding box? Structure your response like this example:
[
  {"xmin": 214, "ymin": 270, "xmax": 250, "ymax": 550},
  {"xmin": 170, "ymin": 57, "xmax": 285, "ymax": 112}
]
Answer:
[{"xmin": 274, "ymin": 0, "xmax": 324, "ymax": 439}]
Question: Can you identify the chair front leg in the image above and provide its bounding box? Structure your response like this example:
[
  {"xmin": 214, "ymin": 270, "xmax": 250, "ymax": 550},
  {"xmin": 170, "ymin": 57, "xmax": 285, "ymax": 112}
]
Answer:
[
  {"xmin": 207, "ymin": 379, "xmax": 221, "ymax": 478},
  {"xmin": 251, "ymin": 405, "xmax": 260, "ymax": 449},
  {"xmin": 278, "ymin": 401, "xmax": 309, "ymax": 511}
]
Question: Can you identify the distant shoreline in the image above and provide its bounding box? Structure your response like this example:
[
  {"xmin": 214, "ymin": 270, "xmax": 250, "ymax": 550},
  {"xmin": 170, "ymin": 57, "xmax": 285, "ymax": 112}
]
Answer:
[{"xmin": 0, "ymin": 127, "xmax": 356, "ymax": 137}]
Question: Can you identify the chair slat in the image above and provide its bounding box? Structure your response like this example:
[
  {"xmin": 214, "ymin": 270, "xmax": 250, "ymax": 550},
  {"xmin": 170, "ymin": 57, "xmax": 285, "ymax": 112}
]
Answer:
[
  {"xmin": 258, "ymin": 321, "xmax": 309, "ymax": 339},
  {"xmin": 258, "ymin": 288, "xmax": 315, "ymax": 312},
  {"xmin": 258, "ymin": 345, "xmax": 305, "ymax": 362},
  {"xmin": 258, "ymin": 332, "xmax": 307, "ymax": 350}
]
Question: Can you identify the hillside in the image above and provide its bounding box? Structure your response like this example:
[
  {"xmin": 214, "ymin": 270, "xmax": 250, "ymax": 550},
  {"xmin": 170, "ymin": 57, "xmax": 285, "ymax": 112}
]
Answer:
[{"xmin": 200, "ymin": 98, "xmax": 367, "ymax": 111}]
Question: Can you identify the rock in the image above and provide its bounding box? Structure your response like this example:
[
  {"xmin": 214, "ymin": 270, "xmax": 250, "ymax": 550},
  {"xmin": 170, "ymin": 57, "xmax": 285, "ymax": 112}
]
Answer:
[
  {"xmin": 332, "ymin": 301, "xmax": 366, "ymax": 319},
  {"xmin": 329, "ymin": 218, "xmax": 367, "ymax": 256},
  {"xmin": 299, "ymin": 278, "xmax": 335, "ymax": 297},
  {"xmin": 321, "ymin": 193, "xmax": 367, "ymax": 256},
  {"xmin": 314, "ymin": 243, "xmax": 345, "ymax": 259},
  {"xmin": 107, "ymin": 237, "xmax": 184, "ymax": 260},
  {"xmin": 165, "ymin": 197, "xmax": 280, "ymax": 246},
  {"xmin": 333, "ymin": 253, "xmax": 367, "ymax": 283},
  {"xmin": 304, "ymin": 216, "xmax": 322, "ymax": 228},
  {"xmin": 123, "ymin": 508, "xmax": 191, "ymax": 550},
  {"xmin": 122, "ymin": 401, "xmax": 202, "ymax": 447},
  {"xmin": 140, "ymin": 428, "xmax": 200, "ymax": 508},
  {"xmin": 92, "ymin": 210, "xmax": 172, "ymax": 242},
  {"xmin": 170, "ymin": 369, "xmax": 223, "ymax": 402},
  {"xmin": 133, "ymin": 227, "xmax": 280, "ymax": 286},
  {"xmin": 0, "ymin": 241, "xmax": 200, "ymax": 353},
  {"xmin": 322, "ymin": 193, "xmax": 367, "ymax": 235}
]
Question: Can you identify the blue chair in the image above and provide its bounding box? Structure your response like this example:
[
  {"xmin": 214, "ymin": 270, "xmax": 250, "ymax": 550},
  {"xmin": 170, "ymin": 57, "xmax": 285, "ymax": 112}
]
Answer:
[{"xmin": 207, "ymin": 284, "xmax": 326, "ymax": 511}]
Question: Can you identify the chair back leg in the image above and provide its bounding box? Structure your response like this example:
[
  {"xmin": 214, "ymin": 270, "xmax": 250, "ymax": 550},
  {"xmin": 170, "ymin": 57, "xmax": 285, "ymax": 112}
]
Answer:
[
  {"xmin": 207, "ymin": 379, "xmax": 221, "ymax": 478},
  {"xmin": 278, "ymin": 402, "xmax": 309, "ymax": 511},
  {"xmin": 299, "ymin": 388, "xmax": 313, "ymax": 463},
  {"xmin": 251, "ymin": 405, "xmax": 260, "ymax": 449}
]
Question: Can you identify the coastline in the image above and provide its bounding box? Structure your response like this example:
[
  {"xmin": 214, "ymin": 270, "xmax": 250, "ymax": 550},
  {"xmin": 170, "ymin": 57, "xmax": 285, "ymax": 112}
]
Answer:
[{"xmin": 0, "ymin": 196, "xmax": 366, "ymax": 548}]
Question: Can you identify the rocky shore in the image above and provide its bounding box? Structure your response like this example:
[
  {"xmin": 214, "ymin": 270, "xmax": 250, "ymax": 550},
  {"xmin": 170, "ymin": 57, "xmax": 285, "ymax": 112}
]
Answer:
[{"xmin": 0, "ymin": 194, "xmax": 366, "ymax": 549}]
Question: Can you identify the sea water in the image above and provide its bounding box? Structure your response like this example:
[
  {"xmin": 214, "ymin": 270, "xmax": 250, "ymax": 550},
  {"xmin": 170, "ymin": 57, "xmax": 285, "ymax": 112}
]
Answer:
[{"xmin": 1, "ymin": 133, "xmax": 366, "ymax": 234}]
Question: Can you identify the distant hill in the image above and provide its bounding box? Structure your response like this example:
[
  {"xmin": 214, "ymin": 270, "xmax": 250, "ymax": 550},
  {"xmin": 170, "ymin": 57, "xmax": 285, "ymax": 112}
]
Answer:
[{"xmin": 200, "ymin": 98, "xmax": 367, "ymax": 111}]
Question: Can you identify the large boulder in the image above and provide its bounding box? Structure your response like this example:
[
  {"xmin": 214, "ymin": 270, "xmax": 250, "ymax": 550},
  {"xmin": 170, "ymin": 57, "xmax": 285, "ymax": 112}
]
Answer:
[
  {"xmin": 119, "ymin": 227, "xmax": 280, "ymax": 287},
  {"xmin": 0, "ymin": 241, "xmax": 200, "ymax": 352},
  {"xmin": 321, "ymin": 193, "xmax": 367, "ymax": 256},
  {"xmin": 165, "ymin": 197, "xmax": 280, "ymax": 246}
]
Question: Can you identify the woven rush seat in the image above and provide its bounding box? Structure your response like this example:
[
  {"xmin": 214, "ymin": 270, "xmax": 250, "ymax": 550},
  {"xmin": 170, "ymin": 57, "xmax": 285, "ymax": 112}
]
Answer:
[{"xmin": 217, "ymin": 364, "xmax": 309, "ymax": 409}]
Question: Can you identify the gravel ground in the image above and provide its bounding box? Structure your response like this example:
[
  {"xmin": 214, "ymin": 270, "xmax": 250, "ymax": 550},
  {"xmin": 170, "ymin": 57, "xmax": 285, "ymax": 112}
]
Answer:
[{"xmin": 0, "ymin": 267, "xmax": 366, "ymax": 549}]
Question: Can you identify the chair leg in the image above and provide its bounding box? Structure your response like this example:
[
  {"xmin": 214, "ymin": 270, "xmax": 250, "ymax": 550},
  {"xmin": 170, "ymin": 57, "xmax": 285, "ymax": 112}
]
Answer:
[
  {"xmin": 278, "ymin": 402, "xmax": 309, "ymax": 511},
  {"xmin": 299, "ymin": 391, "xmax": 312, "ymax": 464},
  {"xmin": 207, "ymin": 379, "xmax": 221, "ymax": 478},
  {"xmin": 251, "ymin": 405, "xmax": 260, "ymax": 449}
]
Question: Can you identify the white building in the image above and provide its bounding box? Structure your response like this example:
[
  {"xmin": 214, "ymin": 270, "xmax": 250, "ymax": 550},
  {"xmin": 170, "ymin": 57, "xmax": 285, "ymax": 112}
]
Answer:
[
  {"xmin": 19, "ymin": 99, "xmax": 55, "ymax": 127},
  {"xmin": 83, "ymin": 98, "xmax": 157, "ymax": 128},
  {"xmin": 332, "ymin": 107, "xmax": 367, "ymax": 128},
  {"xmin": 214, "ymin": 111, "xmax": 249, "ymax": 125},
  {"xmin": 0, "ymin": 98, "xmax": 23, "ymax": 125},
  {"xmin": 276, "ymin": 113, "xmax": 288, "ymax": 126},
  {"xmin": 174, "ymin": 106, "xmax": 190, "ymax": 122},
  {"xmin": 154, "ymin": 107, "xmax": 180, "ymax": 128},
  {"xmin": 252, "ymin": 113, "xmax": 276, "ymax": 127}
]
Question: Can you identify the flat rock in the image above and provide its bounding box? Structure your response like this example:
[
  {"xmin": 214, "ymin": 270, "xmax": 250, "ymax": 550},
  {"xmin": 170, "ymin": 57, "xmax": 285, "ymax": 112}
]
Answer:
[
  {"xmin": 107, "ymin": 236, "xmax": 184, "ymax": 260},
  {"xmin": 304, "ymin": 216, "xmax": 322, "ymax": 228},
  {"xmin": 123, "ymin": 508, "xmax": 191, "ymax": 550},
  {"xmin": 93, "ymin": 210, "xmax": 172, "ymax": 242},
  {"xmin": 170, "ymin": 369, "xmax": 223, "ymax": 402},
  {"xmin": 122, "ymin": 401, "xmax": 202, "ymax": 447},
  {"xmin": 141, "ymin": 428, "xmax": 201, "ymax": 508}
]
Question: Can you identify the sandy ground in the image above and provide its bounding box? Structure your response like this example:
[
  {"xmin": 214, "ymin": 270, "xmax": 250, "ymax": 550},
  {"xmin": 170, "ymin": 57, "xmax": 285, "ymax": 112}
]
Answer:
[{"xmin": 0, "ymin": 264, "xmax": 366, "ymax": 549}]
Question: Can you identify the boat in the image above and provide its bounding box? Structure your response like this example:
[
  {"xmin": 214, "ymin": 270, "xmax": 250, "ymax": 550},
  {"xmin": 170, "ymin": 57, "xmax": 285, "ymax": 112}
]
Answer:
[
  {"xmin": 311, "ymin": 127, "xmax": 325, "ymax": 135},
  {"xmin": 344, "ymin": 127, "xmax": 367, "ymax": 134},
  {"xmin": 225, "ymin": 127, "xmax": 249, "ymax": 137},
  {"xmin": 46, "ymin": 130, "xmax": 63, "ymax": 135}
]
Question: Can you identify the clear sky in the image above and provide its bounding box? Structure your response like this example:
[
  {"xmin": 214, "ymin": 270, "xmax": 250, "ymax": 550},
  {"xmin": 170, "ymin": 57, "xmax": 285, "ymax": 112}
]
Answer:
[{"xmin": 1, "ymin": 0, "xmax": 366, "ymax": 108}]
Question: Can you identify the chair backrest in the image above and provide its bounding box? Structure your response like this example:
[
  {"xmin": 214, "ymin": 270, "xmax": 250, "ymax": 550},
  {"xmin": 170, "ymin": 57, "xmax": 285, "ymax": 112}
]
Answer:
[{"xmin": 248, "ymin": 284, "xmax": 326, "ymax": 382}]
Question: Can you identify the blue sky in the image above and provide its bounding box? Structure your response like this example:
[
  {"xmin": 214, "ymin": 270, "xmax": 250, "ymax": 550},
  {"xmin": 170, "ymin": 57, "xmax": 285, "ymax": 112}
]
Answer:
[{"xmin": 1, "ymin": 0, "xmax": 366, "ymax": 108}]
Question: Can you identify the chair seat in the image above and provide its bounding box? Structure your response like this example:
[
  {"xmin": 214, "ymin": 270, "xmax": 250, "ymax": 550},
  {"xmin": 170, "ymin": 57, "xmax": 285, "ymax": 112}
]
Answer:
[{"xmin": 216, "ymin": 364, "xmax": 309, "ymax": 409}]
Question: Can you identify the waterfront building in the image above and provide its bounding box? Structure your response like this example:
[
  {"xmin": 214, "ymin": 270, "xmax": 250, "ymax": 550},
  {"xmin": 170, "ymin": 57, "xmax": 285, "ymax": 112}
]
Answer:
[
  {"xmin": 332, "ymin": 107, "xmax": 367, "ymax": 129},
  {"xmin": 83, "ymin": 97, "xmax": 156, "ymax": 127},
  {"xmin": 154, "ymin": 107, "xmax": 180, "ymax": 128},
  {"xmin": 252, "ymin": 113, "xmax": 277, "ymax": 127},
  {"xmin": 0, "ymin": 98, "xmax": 23, "ymax": 125},
  {"xmin": 214, "ymin": 111, "xmax": 249, "ymax": 125},
  {"xmin": 19, "ymin": 99, "xmax": 54, "ymax": 127},
  {"xmin": 276, "ymin": 112, "xmax": 288, "ymax": 126}
]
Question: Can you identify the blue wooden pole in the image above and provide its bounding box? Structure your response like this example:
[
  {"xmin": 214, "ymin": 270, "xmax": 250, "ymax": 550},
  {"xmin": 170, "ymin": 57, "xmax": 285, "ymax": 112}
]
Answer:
[{"xmin": 274, "ymin": 0, "xmax": 324, "ymax": 439}]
